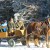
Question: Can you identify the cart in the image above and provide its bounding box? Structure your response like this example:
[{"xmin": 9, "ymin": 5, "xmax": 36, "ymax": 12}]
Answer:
[{"xmin": 0, "ymin": 26, "xmax": 26, "ymax": 47}]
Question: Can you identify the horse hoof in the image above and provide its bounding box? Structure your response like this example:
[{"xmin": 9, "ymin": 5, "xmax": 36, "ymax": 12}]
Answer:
[
  {"xmin": 35, "ymin": 44, "xmax": 39, "ymax": 47},
  {"xmin": 27, "ymin": 45, "xmax": 30, "ymax": 48},
  {"xmin": 28, "ymin": 46, "xmax": 30, "ymax": 48}
]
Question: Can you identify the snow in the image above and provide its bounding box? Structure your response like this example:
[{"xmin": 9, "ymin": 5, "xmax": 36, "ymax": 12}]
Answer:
[{"xmin": 0, "ymin": 41, "xmax": 50, "ymax": 50}]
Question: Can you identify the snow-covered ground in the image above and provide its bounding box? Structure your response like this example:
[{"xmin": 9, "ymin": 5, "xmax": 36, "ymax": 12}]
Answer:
[
  {"xmin": 0, "ymin": 41, "xmax": 49, "ymax": 50},
  {"xmin": 0, "ymin": 35, "xmax": 49, "ymax": 50}
]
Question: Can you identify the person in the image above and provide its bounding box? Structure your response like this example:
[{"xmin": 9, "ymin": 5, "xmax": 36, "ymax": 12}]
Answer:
[
  {"xmin": 8, "ymin": 17, "xmax": 16, "ymax": 33},
  {"xmin": 0, "ymin": 22, "xmax": 2, "ymax": 32},
  {"xmin": 16, "ymin": 20, "xmax": 24, "ymax": 30},
  {"xmin": 1, "ymin": 20, "xmax": 7, "ymax": 32}
]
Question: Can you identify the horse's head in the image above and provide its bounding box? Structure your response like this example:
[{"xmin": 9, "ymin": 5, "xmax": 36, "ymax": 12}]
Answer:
[
  {"xmin": 40, "ymin": 22, "xmax": 48, "ymax": 35},
  {"xmin": 26, "ymin": 22, "xmax": 36, "ymax": 34},
  {"xmin": 30, "ymin": 22, "xmax": 36, "ymax": 30},
  {"xmin": 29, "ymin": 22, "xmax": 43, "ymax": 36}
]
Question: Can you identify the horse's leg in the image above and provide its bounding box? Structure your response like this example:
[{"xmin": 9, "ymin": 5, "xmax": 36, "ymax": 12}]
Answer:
[
  {"xmin": 46, "ymin": 32, "xmax": 49, "ymax": 47},
  {"xmin": 34, "ymin": 38, "xmax": 39, "ymax": 47},
  {"xmin": 25, "ymin": 30, "xmax": 30, "ymax": 47},
  {"xmin": 46, "ymin": 31, "xmax": 50, "ymax": 48},
  {"xmin": 26, "ymin": 35, "xmax": 30, "ymax": 47},
  {"xmin": 34, "ymin": 35, "xmax": 39, "ymax": 47}
]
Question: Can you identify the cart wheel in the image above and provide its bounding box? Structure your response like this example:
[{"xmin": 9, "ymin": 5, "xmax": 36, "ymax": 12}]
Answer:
[
  {"xmin": 0, "ymin": 39, "xmax": 1, "ymax": 44},
  {"xmin": 22, "ymin": 40, "xmax": 26, "ymax": 45},
  {"xmin": 8, "ymin": 39, "xmax": 15, "ymax": 47},
  {"xmin": 21, "ymin": 37, "xmax": 26, "ymax": 45}
]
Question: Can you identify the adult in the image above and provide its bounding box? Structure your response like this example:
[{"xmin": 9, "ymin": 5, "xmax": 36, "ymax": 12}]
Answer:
[
  {"xmin": 8, "ymin": 17, "xmax": 16, "ymax": 33},
  {"xmin": 1, "ymin": 20, "xmax": 7, "ymax": 32}
]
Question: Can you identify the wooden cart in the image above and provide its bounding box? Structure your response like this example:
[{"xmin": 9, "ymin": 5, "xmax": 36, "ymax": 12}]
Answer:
[{"xmin": 0, "ymin": 26, "xmax": 26, "ymax": 47}]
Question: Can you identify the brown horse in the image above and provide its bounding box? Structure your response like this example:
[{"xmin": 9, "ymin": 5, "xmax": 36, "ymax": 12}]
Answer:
[
  {"xmin": 47, "ymin": 28, "xmax": 50, "ymax": 48},
  {"xmin": 26, "ymin": 21, "xmax": 49, "ymax": 47},
  {"xmin": 26, "ymin": 22, "xmax": 43, "ymax": 47},
  {"xmin": 43, "ymin": 19, "xmax": 50, "ymax": 48}
]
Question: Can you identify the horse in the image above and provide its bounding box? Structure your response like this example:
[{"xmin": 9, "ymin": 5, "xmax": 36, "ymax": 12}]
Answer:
[
  {"xmin": 26, "ymin": 21, "xmax": 49, "ymax": 47},
  {"xmin": 43, "ymin": 19, "xmax": 50, "ymax": 48},
  {"xmin": 47, "ymin": 28, "xmax": 50, "ymax": 48},
  {"xmin": 26, "ymin": 21, "xmax": 43, "ymax": 47}
]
